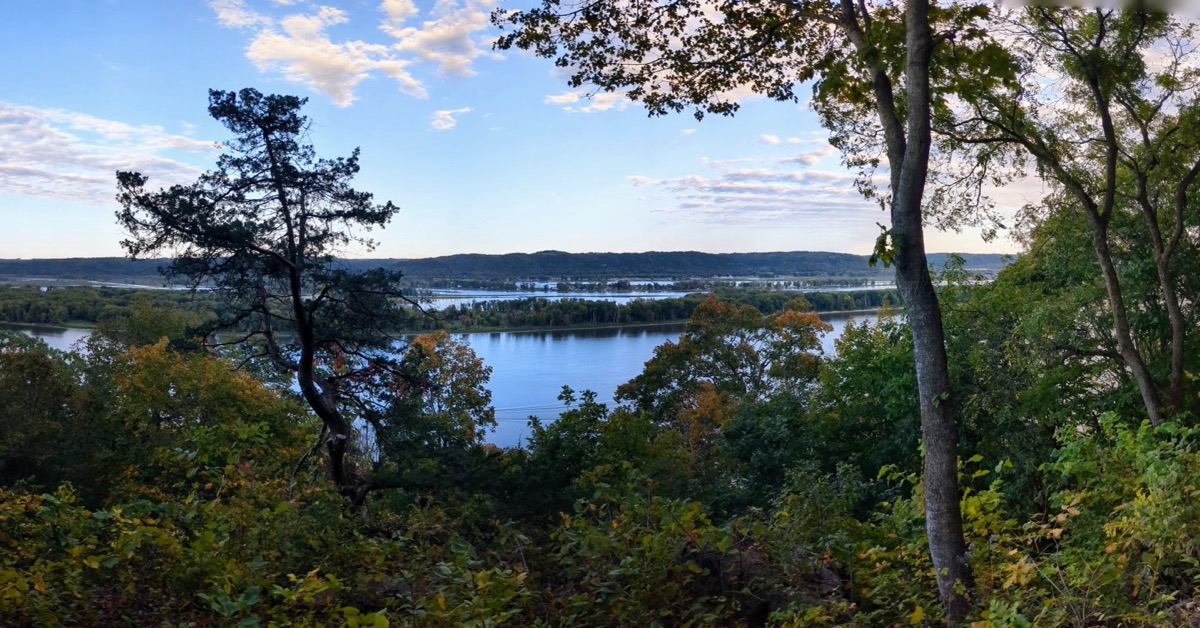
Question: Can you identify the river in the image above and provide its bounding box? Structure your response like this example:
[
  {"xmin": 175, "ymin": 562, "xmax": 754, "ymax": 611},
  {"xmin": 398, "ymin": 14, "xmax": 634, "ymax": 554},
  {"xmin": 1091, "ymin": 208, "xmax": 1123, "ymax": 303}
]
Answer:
[
  {"xmin": 3, "ymin": 312, "xmax": 877, "ymax": 447},
  {"xmin": 423, "ymin": 282, "xmax": 896, "ymax": 309}
]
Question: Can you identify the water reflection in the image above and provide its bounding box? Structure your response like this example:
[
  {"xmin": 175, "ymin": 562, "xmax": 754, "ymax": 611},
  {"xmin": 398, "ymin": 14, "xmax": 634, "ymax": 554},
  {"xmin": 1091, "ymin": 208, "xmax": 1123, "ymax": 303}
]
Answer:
[{"xmin": 0, "ymin": 323, "xmax": 91, "ymax": 352}]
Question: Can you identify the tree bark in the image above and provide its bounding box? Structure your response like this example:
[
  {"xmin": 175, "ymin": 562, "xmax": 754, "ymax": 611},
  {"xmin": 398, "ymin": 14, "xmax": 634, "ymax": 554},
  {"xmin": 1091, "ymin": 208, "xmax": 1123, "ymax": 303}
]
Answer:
[
  {"xmin": 896, "ymin": 2, "xmax": 972, "ymax": 621},
  {"xmin": 840, "ymin": 0, "xmax": 972, "ymax": 620},
  {"xmin": 1085, "ymin": 214, "xmax": 1165, "ymax": 424}
]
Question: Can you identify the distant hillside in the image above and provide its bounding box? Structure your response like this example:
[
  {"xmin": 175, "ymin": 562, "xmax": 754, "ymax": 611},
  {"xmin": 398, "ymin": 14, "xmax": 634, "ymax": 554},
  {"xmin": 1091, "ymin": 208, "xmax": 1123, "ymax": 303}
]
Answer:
[
  {"xmin": 0, "ymin": 258, "xmax": 169, "ymax": 285},
  {"xmin": 386, "ymin": 251, "xmax": 1010, "ymax": 280},
  {"xmin": 0, "ymin": 251, "xmax": 1011, "ymax": 284}
]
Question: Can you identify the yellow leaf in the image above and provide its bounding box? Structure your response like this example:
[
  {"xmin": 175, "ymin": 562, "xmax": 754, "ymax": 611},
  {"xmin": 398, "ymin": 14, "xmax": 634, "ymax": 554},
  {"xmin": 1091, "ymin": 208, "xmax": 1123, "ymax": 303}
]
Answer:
[{"xmin": 910, "ymin": 605, "xmax": 925, "ymax": 624}]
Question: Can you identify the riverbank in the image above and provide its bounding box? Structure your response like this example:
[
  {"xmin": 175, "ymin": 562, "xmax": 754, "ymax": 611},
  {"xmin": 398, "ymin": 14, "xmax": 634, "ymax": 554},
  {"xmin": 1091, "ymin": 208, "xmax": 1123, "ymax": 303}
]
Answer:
[
  {"xmin": 398, "ymin": 307, "xmax": 884, "ymax": 335},
  {"xmin": 6, "ymin": 307, "xmax": 887, "ymax": 336}
]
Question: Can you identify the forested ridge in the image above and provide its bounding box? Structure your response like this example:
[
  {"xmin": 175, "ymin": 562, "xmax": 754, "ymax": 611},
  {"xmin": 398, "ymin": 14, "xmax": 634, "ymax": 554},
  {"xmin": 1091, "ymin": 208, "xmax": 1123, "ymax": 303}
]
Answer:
[
  {"xmin": 7, "ymin": 4, "xmax": 1200, "ymax": 625},
  {"xmin": 0, "ymin": 250, "xmax": 1006, "ymax": 284}
]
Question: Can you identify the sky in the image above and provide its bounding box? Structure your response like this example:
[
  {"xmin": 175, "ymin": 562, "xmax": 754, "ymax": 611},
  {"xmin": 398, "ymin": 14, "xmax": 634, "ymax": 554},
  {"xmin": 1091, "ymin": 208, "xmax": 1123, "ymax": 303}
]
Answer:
[{"xmin": 0, "ymin": 0, "xmax": 1032, "ymax": 261}]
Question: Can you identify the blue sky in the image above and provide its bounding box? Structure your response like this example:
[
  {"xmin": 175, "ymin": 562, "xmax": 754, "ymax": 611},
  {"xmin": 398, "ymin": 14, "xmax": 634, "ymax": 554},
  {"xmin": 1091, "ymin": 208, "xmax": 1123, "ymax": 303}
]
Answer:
[{"xmin": 0, "ymin": 0, "xmax": 1028, "ymax": 260}]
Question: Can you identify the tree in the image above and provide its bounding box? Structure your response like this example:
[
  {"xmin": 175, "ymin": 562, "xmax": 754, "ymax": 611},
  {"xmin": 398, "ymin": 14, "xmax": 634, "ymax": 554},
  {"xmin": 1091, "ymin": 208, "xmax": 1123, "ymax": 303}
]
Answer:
[
  {"xmin": 946, "ymin": 8, "xmax": 1200, "ymax": 424},
  {"xmin": 0, "ymin": 334, "xmax": 82, "ymax": 489},
  {"xmin": 389, "ymin": 330, "xmax": 496, "ymax": 451},
  {"xmin": 116, "ymin": 88, "xmax": 408, "ymax": 504},
  {"xmin": 616, "ymin": 294, "xmax": 828, "ymax": 424},
  {"xmin": 494, "ymin": 0, "xmax": 992, "ymax": 617},
  {"xmin": 364, "ymin": 330, "xmax": 498, "ymax": 494}
]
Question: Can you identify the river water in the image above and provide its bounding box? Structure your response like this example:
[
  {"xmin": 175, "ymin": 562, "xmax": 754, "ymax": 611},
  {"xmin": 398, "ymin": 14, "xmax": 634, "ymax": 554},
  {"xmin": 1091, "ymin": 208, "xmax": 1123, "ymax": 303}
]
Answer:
[{"xmin": 3, "ymin": 312, "xmax": 877, "ymax": 447}]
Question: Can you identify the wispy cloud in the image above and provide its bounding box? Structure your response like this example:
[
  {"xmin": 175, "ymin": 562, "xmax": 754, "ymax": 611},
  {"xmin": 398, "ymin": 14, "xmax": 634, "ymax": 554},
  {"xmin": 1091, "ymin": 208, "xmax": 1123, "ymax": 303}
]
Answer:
[
  {"xmin": 431, "ymin": 107, "xmax": 470, "ymax": 130},
  {"xmin": 544, "ymin": 92, "xmax": 580, "ymax": 105},
  {"xmin": 212, "ymin": 0, "xmax": 273, "ymax": 27},
  {"xmin": 760, "ymin": 134, "xmax": 829, "ymax": 147},
  {"xmin": 0, "ymin": 102, "xmax": 214, "ymax": 205},
  {"xmin": 544, "ymin": 89, "xmax": 632, "ymax": 113},
  {"xmin": 629, "ymin": 157, "xmax": 879, "ymax": 226},
  {"xmin": 777, "ymin": 146, "xmax": 836, "ymax": 166},
  {"xmin": 211, "ymin": 0, "xmax": 496, "ymax": 106}
]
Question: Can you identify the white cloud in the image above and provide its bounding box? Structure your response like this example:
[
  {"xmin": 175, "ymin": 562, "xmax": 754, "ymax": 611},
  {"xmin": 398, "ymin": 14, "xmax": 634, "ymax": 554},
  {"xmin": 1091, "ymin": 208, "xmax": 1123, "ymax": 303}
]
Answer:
[
  {"xmin": 246, "ymin": 8, "xmax": 417, "ymax": 106},
  {"xmin": 211, "ymin": 0, "xmax": 271, "ymax": 28},
  {"xmin": 543, "ymin": 89, "xmax": 632, "ymax": 113},
  {"xmin": 580, "ymin": 91, "xmax": 631, "ymax": 113},
  {"xmin": 431, "ymin": 106, "xmax": 470, "ymax": 130},
  {"xmin": 628, "ymin": 159, "xmax": 879, "ymax": 226},
  {"xmin": 545, "ymin": 92, "xmax": 580, "ymax": 105},
  {"xmin": 778, "ymin": 146, "xmax": 836, "ymax": 166},
  {"xmin": 681, "ymin": 128, "xmax": 697, "ymax": 136},
  {"xmin": 381, "ymin": 0, "xmax": 419, "ymax": 22},
  {"xmin": 0, "ymin": 102, "xmax": 215, "ymax": 205},
  {"xmin": 758, "ymin": 134, "xmax": 781, "ymax": 145},
  {"xmin": 212, "ymin": 0, "xmax": 496, "ymax": 106},
  {"xmin": 384, "ymin": 0, "xmax": 495, "ymax": 77}
]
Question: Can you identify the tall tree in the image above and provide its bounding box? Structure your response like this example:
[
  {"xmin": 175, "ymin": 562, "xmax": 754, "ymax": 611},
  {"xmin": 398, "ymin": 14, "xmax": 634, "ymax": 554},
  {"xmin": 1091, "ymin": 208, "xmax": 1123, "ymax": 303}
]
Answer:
[
  {"xmin": 116, "ymin": 88, "xmax": 407, "ymax": 504},
  {"xmin": 494, "ymin": 0, "xmax": 992, "ymax": 618},
  {"xmin": 946, "ymin": 8, "xmax": 1200, "ymax": 423}
]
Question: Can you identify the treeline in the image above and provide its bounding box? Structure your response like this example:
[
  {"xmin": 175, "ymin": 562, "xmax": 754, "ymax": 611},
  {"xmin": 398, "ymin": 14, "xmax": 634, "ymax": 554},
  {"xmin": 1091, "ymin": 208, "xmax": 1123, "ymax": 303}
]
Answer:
[
  {"xmin": 416, "ymin": 289, "xmax": 896, "ymax": 331},
  {"xmin": 0, "ymin": 286, "xmax": 217, "ymax": 327},
  {"xmin": 390, "ymin": 250, "xmax": 1005, "ymax": 280},
  {"xmin": 0, "ymin": 284, "xmax": 895, "ymax": 331},
  {"xmin": 0, "ymin": 258, "xmax": 167, "ymax": 285},
  {"xmin": 0, "ymin": 250, "xmax": 1008, "ymax": 285}
]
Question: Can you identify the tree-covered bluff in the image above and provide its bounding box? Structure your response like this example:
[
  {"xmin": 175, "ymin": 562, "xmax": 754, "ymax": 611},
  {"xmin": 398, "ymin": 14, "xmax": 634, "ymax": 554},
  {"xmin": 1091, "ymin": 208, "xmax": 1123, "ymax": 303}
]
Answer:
[{"xmin": 0, "ymin": 250, "xmax": 1007, "ymax": 285}]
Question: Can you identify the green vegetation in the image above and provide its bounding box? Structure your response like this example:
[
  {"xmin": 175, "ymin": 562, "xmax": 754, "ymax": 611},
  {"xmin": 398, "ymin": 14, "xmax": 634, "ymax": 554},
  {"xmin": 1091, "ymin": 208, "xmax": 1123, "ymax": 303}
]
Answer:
[
  {"xmin": 0, "ymin": 284, "xmax": 894, "ymax": 332},
  {"xmin": 4, "ymin": 246, "xmax": 1200, "ymax": 624},
  {"xmin": 8, "ymin": 4, "xmax": 1200, "ymax": 623},
  {"xmin": 0, "ymin": 286, "xmax": 217, "ymax": 328}
]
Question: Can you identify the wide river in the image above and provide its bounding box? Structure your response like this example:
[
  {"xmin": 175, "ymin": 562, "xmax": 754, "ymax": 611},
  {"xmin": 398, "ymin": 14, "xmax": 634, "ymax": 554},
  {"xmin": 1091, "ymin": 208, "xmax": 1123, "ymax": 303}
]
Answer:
[{"xmin": 5, "ymin": 312, "xmax": 876, "ymax": 447}]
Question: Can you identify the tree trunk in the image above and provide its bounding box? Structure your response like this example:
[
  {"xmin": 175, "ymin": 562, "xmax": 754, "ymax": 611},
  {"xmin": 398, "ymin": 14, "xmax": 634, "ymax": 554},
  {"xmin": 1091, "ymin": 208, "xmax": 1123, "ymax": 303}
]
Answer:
[
  {"xmin": 895, "ymin": 1, "xmax": 972, "ymax": 621},
  {"xmin": 840, "ymin": 0, "xmax": 972, "ymax": 618},
  {"xmin": 1085, "ymin": 214, "xmax": 1165, "ymax": 425},
  {"xmin": 1139, "ymin": 192, "xmax": 1186, "ymax": 414},
  {"xmin": 894, "ymin": 240, "xmax": 972, "ymax": 621}
]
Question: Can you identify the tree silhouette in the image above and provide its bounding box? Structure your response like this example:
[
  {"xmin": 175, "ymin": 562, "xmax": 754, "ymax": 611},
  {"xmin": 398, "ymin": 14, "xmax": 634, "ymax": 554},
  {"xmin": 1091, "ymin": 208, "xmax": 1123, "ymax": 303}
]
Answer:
[{"xmin": 116, "ymin": 88, "xmax": 408, "ymax": 504}]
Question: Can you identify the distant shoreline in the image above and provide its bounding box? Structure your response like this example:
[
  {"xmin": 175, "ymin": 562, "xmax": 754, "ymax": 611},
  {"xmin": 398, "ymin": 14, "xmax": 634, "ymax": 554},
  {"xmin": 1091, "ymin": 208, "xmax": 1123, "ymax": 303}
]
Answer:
[{"xmin": 2, "ymin": 307, "xmax": 887, "ymax": 336}]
